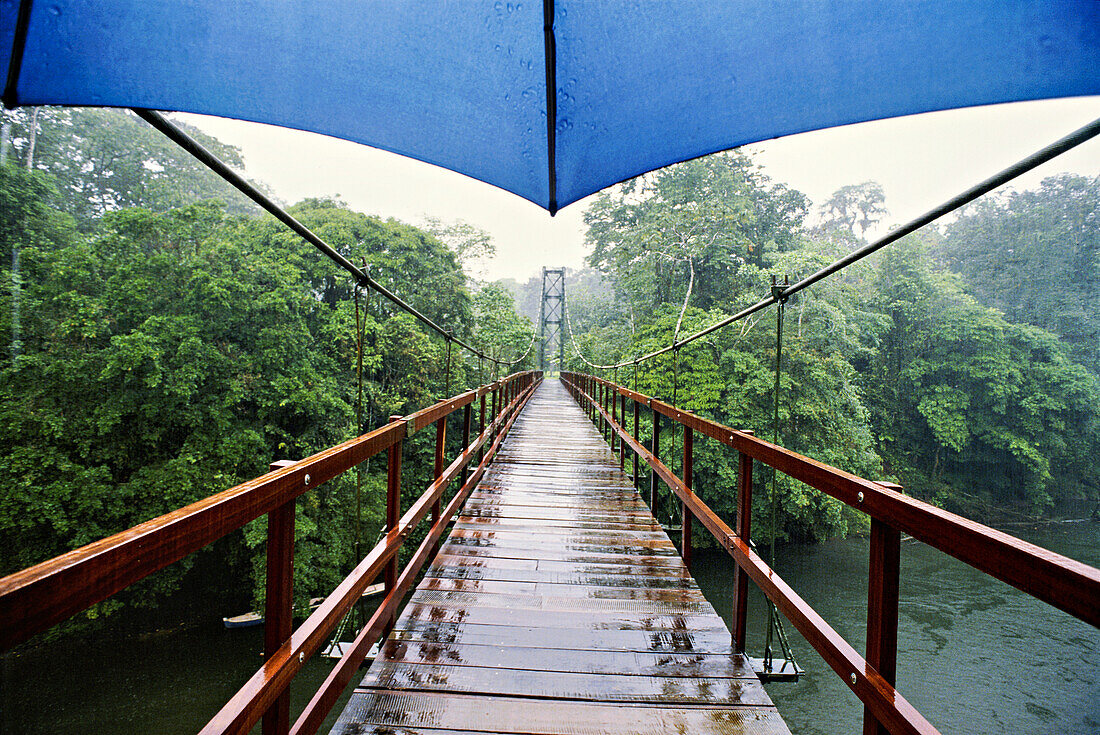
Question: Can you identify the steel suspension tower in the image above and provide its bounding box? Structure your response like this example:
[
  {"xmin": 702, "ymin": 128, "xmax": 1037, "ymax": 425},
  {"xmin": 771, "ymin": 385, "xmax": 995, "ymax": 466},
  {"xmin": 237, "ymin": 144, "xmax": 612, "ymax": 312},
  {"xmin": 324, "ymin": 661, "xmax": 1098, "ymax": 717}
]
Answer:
[{"xmin": 537, "ymin": 267, "xmax": 566, "ymax": 373}]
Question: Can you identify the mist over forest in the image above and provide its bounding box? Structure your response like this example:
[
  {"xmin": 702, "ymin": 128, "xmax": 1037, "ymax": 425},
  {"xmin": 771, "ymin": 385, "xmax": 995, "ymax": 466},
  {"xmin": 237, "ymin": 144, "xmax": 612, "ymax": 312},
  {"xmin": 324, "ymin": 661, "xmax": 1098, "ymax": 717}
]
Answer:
[{"xmin": 2, "ymin": 107, "xmax": 1097, "ymax": 631}]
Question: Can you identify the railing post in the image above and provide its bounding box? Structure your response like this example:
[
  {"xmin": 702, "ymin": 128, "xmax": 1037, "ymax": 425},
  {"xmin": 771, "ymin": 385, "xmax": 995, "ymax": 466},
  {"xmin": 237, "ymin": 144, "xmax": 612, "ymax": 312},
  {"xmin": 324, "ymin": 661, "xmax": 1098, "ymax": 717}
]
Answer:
[
  {"xmin": 682, "ymin": 426, "xmax": 693, "ymax": 571},
  {"xmin": 461, "ymin": 402, "xmax": 472, "ymax": 487},
  {"xmin": 433, "ymin": 414, "xmax": 446, "ymax": 515},
  {"xmin": 632, "ymin": 398, "xmax": 639, "ymax": 486},
  {"xmin": 864, "ymin": 485, "xmax": 902, "ymax": 735},
  {"xmin": 732, "ymin": 431, "xmax": 754, "ymax": 653},
  {"xmin": 597, "ymin": 382, "xmax": 603, "ymax": 433},
  {"xmin": 384, "ymin": 415, "xmax": 403, "ymax": 636},
  {"xmin": 594, "ymin": 381, "xmax": 600, "ymax": 424},
  {"xmin": 603, "ymin": 384, "xmax": 610, "ymax": 440},
  {"xmin": 610, "ymin": 385, "xmax": 618, "ymax": 455},
  {"xmin": 491, "ymin": 386, "xmax": 499, "ymax": 439},
  {"xmin": 649, "ymin": 408, "xmax": 660, "ymax": 514},
  {"xmin": 432, "ymin": 413, "xmax": 447, "ymax": 555},
  {"xmin": 263, "ymin": 459, "xmax": 297, "ymax": 735},
  {"xmin": 619, "ymin": 393, "xmax": 627, "ymax": 471},
  {"xmin": 479, "ymin": 392, "xmax": 487, "ymax": 464},
  {"xmin": 596, "ymin": 382, "xmax": 602, "ymax": 435}
]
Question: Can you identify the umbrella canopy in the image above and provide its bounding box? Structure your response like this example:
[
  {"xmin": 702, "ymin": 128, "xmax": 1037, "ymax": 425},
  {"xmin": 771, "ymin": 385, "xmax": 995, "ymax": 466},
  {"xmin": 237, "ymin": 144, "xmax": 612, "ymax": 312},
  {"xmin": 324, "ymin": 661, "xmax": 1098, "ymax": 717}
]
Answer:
[{"xmin": 3, "ymin": 1, "xmax": 1098, "ymax": 213}]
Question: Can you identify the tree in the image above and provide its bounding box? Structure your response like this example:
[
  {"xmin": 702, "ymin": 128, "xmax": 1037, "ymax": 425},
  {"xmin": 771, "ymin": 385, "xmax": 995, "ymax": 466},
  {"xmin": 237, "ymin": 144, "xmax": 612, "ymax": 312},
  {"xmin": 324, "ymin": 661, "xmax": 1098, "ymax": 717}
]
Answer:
[
  {"xmin": 579, "ymin": 151, "xmax": 881, "ymax": 543},
  {"xmin": 0, "ymin": 182, "xmax": 504, "ymax": 625},
  {"xmin": 421, "ymin": 217, "xmax": 496, "ymax": 281},
  {"xmin": 585, "ymin": 151, "xmax": 808, "ymax": 322},
  {"xmin": 0, "ymin": 107, "xmax": 262, "ymax": 226},
  {"xmin": 864, "ymin": 234, "xmax": 1100, "ymax": 516},
  {"xmin": 818, "ymin": 181, "xmax": 887, "ymax": 241},
  {"xmin": 939, "ymin": 174, "xmax": 1100, "ymax": 372}
]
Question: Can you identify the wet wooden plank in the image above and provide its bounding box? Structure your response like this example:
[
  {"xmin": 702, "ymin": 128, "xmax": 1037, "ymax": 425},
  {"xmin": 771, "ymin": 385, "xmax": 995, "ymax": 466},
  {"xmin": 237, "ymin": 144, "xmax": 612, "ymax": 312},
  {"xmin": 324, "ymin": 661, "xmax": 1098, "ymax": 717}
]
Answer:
[
  {"xmin": 432, "ymin": 547, "xmax": 687, "ymax": 567},
  {"xmin": 426, "ymin": 564, "xmax": 694, "ymax": 584},
  {"xmin": 454, "ymin": 516, "xmax": 663, "ymax": 532},
  {"xmin": 331, "ymin": 381, "xmax": 789, "ymax": 735},
  {"xmin": 333, "ymin": 691, "xmax": 790, "ymax": 735},
  {"xmin": 377, "ymin": 640, "xmax": 757, "ymax": 677},
  {"xmin": 363, "ymin": 662, "xmax": 773, "ymax": 704},
  {"xmin": 396, "ymin": 605, "xmax": 730, "ymax": 634},
  {"xmin": 419, "ymin": 576, "xmax": 708, "ymax": 600},
  {"xmin": 447, "ymin": 526, "xmax": 674, "ymax": 542},
  {"xmin": 440, "ymin": 535, "xmax": 681, "ymax": 555},
  {"xmin": 391, "ymin": 622, "xmax": 733, "ymax": 653},
  {"xmin": 429, "ymin": 554, "xmax": 691, "ymax": 577}
]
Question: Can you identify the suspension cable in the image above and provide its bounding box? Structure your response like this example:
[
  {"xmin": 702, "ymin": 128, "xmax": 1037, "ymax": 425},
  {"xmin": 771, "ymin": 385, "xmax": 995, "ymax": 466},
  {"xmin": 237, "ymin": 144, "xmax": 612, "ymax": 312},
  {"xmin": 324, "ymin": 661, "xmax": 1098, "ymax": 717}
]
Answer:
[
  {"xmin": 562, "ymin": 288, "xmax": 617, "ymax": 370},
  {"xmin": 443, "ymin": 337, "xmax": 453, "ymax": 395},
  {"xmin": 353, "ymin": 284, "xmax": 365, "ymax": 565},
  {"xmin": 133, "ymin": 108, "xmax": 534, "ymax": 368},
  {"xmin": 566, "ymin": 115, "xmax": 1100, "ymax": 371},
  {"xmin": 490, "ymin": 326, "xmax": 539, "ymax": 368}
]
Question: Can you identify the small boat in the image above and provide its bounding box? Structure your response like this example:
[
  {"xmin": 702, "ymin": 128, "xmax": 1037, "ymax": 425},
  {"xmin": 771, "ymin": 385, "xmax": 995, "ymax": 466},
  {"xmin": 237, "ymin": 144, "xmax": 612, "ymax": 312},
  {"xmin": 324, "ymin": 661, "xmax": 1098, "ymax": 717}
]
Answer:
[{"xmin": 222, "ymin": 611, "xmax": 264, "ymax": 629}]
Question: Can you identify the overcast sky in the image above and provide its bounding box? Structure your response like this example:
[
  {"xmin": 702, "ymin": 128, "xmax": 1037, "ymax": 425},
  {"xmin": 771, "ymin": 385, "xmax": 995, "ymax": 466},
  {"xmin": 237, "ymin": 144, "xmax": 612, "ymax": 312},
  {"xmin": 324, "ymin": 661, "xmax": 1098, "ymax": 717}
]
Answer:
[{"xmin": 180, "ymin": 96, "xmax": 1100, "ymax": 283}]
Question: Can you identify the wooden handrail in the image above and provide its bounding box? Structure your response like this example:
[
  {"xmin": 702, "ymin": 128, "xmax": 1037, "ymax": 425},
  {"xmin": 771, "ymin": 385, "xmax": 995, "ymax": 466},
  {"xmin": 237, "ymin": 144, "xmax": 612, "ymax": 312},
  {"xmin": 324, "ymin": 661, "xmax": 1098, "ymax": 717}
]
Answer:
[
  {"xmin": 0, "ymin": 371, "xmax": 539, "ymax": 652},
  {"xmin": 561, "ymin": 371, "xmax": 1100, "ymax": 735},
  {"xmin": 202, "ymin": 372, "xmax": 542, "ymax": 735},
  {"xmin": 566, "ymin": 372, "xmax": 1100, "ymax": 628},
  {"xmin": 290, "ymin": 381, "xmax": 534, "ymax": 735}
]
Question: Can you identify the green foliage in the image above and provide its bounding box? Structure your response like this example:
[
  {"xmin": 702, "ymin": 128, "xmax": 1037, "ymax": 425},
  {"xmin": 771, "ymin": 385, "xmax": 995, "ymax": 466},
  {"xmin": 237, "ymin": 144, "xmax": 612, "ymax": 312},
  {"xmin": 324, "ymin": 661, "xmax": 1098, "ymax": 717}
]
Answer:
[
  {"xmin": 0, "ymin": 170, "xmax": 506, "ymax": 624},
  {"xmin": 864, "ymin": 235, "xmax": 1100, "ymax": 515},
  {"xmin": 572, "ymin": 152, "xmax": 1100, "ymax": 542},
  {"xmin": 939, "ymin": 174, "xmax": 1100, "ymax": 372},
  {"xmin": 578, "ymin": 156, "xmax": 879, "ymax": 544},
  {"xmin": 585, "ymin": 151, "xmax": 808, "ymax": 316},
  {"xmin": 1, "ymin": 107, "xmax": 265, "ymax": 227},
  {"xmin": 473, "ymin": 282, "xmax": 536, "ymax": 372}
]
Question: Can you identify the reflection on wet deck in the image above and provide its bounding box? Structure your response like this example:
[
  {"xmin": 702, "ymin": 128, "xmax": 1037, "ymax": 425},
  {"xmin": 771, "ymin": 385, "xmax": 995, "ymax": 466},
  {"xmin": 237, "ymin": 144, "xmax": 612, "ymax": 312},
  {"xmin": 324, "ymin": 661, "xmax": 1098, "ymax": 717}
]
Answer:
[{"xmin": 331, "ymin": 380, "xmax": 790, "ymax": 735}]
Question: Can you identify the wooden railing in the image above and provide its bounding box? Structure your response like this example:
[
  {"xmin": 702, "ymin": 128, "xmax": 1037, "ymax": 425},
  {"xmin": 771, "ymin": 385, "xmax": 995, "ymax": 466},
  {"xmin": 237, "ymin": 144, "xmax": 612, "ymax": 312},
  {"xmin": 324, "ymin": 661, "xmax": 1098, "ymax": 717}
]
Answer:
[
  {"xmin": 0, "ymin": 370, "xmax": 542, "ymax": 735},
  {"xmin": 560, "ymin": 371, "xmax": 1100, "ymax": 735}
]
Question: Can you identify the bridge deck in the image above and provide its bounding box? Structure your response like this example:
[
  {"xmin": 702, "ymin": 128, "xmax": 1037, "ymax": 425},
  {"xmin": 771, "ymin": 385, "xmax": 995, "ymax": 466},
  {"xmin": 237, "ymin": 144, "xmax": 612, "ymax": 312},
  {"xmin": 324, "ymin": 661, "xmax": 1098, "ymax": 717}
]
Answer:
[{"xmin": 331, "ymin": 380, "xmax": 790, "ymax": 735}]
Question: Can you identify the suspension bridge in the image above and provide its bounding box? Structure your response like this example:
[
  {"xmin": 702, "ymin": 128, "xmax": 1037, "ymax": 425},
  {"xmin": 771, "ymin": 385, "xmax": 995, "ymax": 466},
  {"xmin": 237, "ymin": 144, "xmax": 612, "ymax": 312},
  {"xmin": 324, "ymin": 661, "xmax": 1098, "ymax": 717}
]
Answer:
[
  {"xmin": 2, "ymin": 367, "xmax": 1098, "ymax": 735},
  {"xmin": 2, "ymin": 6, "xmax": 1099, "ymax": 729}
]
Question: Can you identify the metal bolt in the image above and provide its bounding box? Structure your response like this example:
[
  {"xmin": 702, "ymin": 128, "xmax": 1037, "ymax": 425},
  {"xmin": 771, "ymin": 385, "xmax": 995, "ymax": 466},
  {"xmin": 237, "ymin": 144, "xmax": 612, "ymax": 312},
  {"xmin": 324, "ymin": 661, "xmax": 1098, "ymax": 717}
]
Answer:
[
  {"xmin": 299, "ymin": 651, "xmax": 304, "ymax": 663},
  {"xmin": 849, "ymin": 673, "xmax": 857, "ymax": 685},
  {"xmin": 857, "ymin": 491, "xmax": 864, "ymax": 503},
  {"xmin": 304, "ymin": 473, "xmax": 311, "ymax": 486}
]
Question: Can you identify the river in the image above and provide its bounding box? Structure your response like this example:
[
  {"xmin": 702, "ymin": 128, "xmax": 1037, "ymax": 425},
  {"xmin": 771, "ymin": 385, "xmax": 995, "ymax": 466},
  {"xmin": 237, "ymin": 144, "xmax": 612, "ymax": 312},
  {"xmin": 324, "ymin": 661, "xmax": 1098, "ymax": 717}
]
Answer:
[
  {"xmin": 691, "ymin": 519, "xmax": 1100, "ymax": 735},
  {"xmin": 1, "ymin": 521, "xmax": 1097, "ymax": 734}
]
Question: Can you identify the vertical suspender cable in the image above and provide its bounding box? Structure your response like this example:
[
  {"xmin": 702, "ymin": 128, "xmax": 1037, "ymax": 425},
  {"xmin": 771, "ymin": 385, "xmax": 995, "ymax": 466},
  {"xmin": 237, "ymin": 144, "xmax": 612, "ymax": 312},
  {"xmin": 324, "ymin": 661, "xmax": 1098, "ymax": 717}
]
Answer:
[
  {"xmin": 353, "ymin": 286, "xmax": 365, "ymax": 568},
  {"xmin": 444, "ymin": 338, "xmax": 453, "ymax": 396},
  {"xmin": 764, "ymin": 282, "xmax": 784, "ymax": 670}
]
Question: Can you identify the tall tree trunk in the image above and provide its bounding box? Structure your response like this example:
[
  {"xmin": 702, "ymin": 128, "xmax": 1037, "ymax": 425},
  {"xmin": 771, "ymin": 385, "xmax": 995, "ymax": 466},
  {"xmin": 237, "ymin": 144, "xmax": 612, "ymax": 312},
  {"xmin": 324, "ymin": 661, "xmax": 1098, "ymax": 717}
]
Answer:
[
  {"xmin": 25, "ymin": 107, "xmax": 38, "ymax": 171},
  {"xmin": 0, "ymin": 118, "xmax": 11, "ymax": 165}
]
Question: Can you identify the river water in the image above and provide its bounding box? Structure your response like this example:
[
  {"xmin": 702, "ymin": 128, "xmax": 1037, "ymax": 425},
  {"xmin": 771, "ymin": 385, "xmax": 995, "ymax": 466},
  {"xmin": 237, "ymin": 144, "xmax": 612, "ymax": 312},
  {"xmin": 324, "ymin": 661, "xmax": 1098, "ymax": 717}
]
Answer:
[
  {"xmin": 692, "ymin": 520, "xmax": 1100, "ymax": 735},
  {"xmin": 1, "ymin": 522, "xmax": 1097, "ymax": 734}
]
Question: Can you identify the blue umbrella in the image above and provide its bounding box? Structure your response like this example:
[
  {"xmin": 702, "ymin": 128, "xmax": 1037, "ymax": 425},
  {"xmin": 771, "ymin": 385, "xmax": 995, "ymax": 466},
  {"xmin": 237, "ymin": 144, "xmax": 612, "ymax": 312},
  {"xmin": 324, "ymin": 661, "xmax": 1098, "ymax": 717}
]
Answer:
[{"xmin": 3, "ymin": 0, "xmax": 1098, "ymax": 214}]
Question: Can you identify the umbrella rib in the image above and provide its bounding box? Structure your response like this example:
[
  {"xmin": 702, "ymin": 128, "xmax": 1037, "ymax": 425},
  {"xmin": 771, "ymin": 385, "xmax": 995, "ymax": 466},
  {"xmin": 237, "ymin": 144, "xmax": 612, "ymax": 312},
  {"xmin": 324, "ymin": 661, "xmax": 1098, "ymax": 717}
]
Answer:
[
  {"xmin": 542, "ymin": 0, "xmax": 558, "ymax": 214},
  {"xmin": 2, "ymin": 0, "xmax": 35, "ymax": 107}
]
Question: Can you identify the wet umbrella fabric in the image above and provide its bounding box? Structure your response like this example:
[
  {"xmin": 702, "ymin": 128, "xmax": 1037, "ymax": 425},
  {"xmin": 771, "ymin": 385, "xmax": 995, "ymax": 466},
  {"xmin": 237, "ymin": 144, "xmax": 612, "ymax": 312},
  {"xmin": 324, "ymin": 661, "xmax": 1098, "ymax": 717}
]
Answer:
[{"xmin": 2, "ymin": 1, "xmax": 1098, "ymax": 213}]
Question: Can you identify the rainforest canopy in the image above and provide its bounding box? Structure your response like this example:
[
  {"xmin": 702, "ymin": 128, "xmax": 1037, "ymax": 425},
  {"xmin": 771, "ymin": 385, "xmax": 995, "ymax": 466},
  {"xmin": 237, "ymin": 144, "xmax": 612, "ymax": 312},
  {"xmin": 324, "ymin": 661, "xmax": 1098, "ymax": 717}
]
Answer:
[{"xmin": 2, "ymin": 1, "xmax": 1098, "ymax": 213}]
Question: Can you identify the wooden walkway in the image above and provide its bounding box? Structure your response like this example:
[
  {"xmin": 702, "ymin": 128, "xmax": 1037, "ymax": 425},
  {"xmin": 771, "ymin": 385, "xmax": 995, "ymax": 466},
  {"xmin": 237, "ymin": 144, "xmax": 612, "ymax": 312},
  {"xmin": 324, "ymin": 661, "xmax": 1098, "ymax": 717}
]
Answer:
[{"xmin": 331, "ymin": 380, "xmax": 790, "ymax": 735}]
